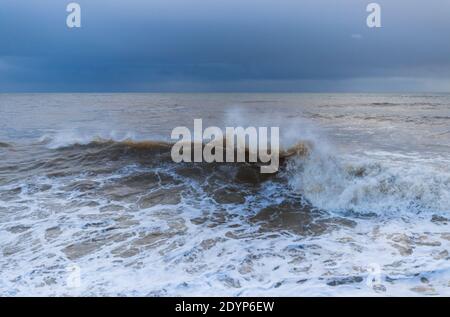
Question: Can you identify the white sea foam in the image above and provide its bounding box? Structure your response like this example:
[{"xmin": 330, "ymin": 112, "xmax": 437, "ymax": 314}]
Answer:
[
  {"xmin": 40, "ymin": 130, "xmax": 140, "ymax": 149},
  {"xmin": 2, "ymin": 93, "xmax": 450, "ymax": 296},
  {"xmin": 287, "ymin": 144, "xmax": 450, "ymax": 215},
  {"xmin": 225, "ymin": 106, "xmax": 450, "ymax": 215}
]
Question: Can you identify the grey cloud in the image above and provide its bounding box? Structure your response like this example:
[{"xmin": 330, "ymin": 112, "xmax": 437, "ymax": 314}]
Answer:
[{"xmin": 0, "ymin": 0, "xmax": 449, "ymax": 92}]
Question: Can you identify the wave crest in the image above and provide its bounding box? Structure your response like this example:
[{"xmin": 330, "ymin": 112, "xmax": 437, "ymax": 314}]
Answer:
[
  {"xmin": 41, "ymin": 133, "xmax": 312, "ymax": 160},
  {"xmin": 287, "ymin": 149, "xmax": 450, "ymax": 215},
  {"xmin": 38, "ymin": 132, "xmax": 450, "ymax": 215}
]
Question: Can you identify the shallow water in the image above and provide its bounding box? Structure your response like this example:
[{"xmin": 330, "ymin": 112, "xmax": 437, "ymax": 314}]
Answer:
[{"xmin": 0, "ymin": 93, "xmax": 449, "ymax": 296}]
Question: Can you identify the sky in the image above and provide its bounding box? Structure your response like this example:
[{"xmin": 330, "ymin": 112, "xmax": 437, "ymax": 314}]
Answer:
[{"xmin": 0, "ymin": 0, "xmax": 449, "ymax": 92}]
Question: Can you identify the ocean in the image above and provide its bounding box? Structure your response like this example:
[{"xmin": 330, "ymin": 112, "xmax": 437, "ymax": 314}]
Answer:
[{"xmin": 0, "ymin": 93, "xmax": 449, "ymax": 296}]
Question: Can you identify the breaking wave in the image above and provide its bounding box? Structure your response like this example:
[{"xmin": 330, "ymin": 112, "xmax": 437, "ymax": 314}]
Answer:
[
  {"xmin": 38, "ymin": 132, "xmax": 450, "ymax": 216},
  {"xmin": 286, "ymin": 149, "xmax": 450, "ymax": 215},
  {"xmin": 39, "ymin": 132, "xmax": 311, "ymax": 160}
]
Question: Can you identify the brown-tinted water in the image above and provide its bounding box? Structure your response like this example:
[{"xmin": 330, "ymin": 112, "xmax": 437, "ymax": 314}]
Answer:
[{"xmin": 1, "ymin": 93, "xmax": 450, "ymax": 295}]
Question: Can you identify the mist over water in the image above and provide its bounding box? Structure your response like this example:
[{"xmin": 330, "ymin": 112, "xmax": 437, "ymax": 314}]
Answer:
[{"xmin": 1, "ymin": 93, "xmax": 450, "ymax": 296}]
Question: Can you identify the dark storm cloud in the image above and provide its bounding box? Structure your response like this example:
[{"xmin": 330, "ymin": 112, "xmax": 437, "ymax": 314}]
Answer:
[{"xmin": 0, "ymin": 0, "xmax": 449, "ymax": 92}]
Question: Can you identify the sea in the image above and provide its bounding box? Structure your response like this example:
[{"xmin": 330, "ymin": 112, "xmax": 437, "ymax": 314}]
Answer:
[{"xmin": 0, "ymin": 93, "xmax": 449, "ymax": 296}]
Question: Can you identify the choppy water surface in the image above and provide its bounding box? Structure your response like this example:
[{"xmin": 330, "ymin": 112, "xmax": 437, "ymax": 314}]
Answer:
[{"xmin": 0, "ymin": 93, "xmax": 449, "ymax": 296}]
